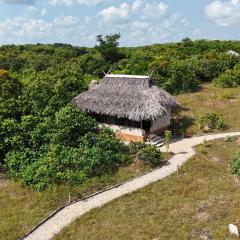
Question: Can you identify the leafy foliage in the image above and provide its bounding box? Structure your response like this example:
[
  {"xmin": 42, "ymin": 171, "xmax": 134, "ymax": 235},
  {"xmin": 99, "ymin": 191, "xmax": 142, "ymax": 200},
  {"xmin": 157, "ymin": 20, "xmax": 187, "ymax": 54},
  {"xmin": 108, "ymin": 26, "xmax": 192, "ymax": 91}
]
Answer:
[
  {"xmin": 79, "ymin": 128, "xmax": 129, "ymax": 177},
  {"xmin": 165, "ymin": 130, "xmax": 172, "ymax": 152},
  {"xmin": 1, "ymin": 38, "xmax": 240, "ymax": 97},
  {"xmin": 165, "ymin": 61, "xmax": 199, "ymax": 94},
  {"xmin": 0, "ymin": 70, "xmax": 22, "ymax": 119},
  {"xmin": 95, "ymin": 33, "xmax": 124, "ymax": 68},
  {"xmin": 214, "ymin": 64, "xmax": 240, "ymax": 87},
  {"xmin": 52, "ymin": 105, "xmax": 96, "ymax": 147},
  {"xmin": 139, "ymin": 145, "xmax": 163, "ymax": 167},
  {"xmin": 5, "ymin": 115, "xmax": 129, "ymax": 190},
  {"xmin": 128, "ymin": 141, "xmax": 147, "ymax": 155},
  {"xmin": 199, "ymin": 112, "xmax": 226, "ymax": 131}
]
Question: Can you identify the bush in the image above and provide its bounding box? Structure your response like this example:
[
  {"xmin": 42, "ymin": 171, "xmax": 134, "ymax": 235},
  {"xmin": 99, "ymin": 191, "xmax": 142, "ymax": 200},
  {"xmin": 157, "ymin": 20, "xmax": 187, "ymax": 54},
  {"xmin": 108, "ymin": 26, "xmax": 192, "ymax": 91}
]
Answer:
[
  {"xmin": 199, "ymin": 112, "xmax": 226, "ymax": 131},
  {"xmin": 214, "ymin": 64, "xmax": 240, "ymax": 88},
  {"xmin": 52, "ymin": 104, "xmax": 96, "ymax": 147},
  {"xmin": 3, "ymin": 103, "xmax": 130, "ymax": 191},
  {"xmin": 139, "ymin": 145, "xmax": 162, "ymax": 167},
  {"xmin": 6, "ymin": 128, "xmax": 129, "ymax": 190},
  {"xmin": 164, "ymin": 61, "xmax": 199, "ymax": 94},
  {"xmin": 230, "ymin": 150, "xmax": 240, "ymax": 176},
  {"xmin": 128, "ymin": 141, "xmax": 147, "ymax": 154},
  {"xmin": 165, "ymin": 130, "xmax": 172, "ymax": 152},
  {"xmin": 79, "ymin": 128, "xmax": 130, "ymax": 177}
]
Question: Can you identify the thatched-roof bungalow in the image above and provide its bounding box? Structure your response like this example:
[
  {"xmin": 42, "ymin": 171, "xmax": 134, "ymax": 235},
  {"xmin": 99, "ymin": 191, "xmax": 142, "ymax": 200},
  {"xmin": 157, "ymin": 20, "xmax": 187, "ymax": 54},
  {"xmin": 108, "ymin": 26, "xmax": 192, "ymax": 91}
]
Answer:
[{"xmin": 74, "ymin": 74, "xmax": 177, "ymax": 142}]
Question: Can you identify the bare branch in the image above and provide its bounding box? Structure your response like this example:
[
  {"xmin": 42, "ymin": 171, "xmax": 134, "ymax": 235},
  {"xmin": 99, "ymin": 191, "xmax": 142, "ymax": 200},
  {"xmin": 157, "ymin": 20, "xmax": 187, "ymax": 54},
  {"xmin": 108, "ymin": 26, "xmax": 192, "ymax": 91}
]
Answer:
[
  {"xmin": 150, "ymin": 70, "xmax": 155, "ymax": 78},
  {"xmin": 107, "ymin": 66, "xmax": 116, "ymax": 75},
  {"xmin": 101, "ymin": 70, "xmax": 107, "ymax": 76}
]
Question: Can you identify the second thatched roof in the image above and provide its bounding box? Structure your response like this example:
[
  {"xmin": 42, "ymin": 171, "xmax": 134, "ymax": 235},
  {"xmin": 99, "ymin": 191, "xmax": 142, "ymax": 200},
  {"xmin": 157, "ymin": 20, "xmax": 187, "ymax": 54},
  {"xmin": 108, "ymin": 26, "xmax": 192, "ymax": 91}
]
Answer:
[{"xmin": 74, "ymin": 74, "xmax": 177, "ymax": 122}]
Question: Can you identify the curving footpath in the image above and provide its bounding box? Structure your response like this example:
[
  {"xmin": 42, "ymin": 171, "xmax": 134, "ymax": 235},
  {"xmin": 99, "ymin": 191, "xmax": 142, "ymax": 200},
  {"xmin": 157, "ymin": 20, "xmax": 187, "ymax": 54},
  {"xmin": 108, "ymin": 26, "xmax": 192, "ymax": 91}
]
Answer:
[{"xmin": 23, "ymin": 132, "xmax": 240, "ymax": 240}]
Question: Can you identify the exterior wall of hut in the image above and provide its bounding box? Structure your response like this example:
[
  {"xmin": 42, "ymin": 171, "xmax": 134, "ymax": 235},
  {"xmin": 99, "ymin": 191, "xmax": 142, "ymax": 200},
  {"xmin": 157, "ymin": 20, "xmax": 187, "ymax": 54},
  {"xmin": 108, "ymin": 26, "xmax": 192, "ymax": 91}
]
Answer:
[
  {"xmin": 99, "ymin": 123, "xmax": 146, "ymax": 142},
  {"xmin": 149, "ymin": 109, "xmax": 171, "ymax": 134},
  {"xmin": 98, "ymin": 108, "xmax": 172, "ymax": 142}
]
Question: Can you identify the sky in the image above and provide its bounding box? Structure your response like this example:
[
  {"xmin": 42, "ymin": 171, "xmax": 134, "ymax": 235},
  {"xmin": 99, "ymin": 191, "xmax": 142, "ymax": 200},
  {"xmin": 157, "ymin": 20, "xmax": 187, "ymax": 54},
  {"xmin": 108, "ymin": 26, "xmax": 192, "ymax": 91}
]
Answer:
[{"xmin": 0, "ymin": 0, "xmax": 240, "ymax": 47}]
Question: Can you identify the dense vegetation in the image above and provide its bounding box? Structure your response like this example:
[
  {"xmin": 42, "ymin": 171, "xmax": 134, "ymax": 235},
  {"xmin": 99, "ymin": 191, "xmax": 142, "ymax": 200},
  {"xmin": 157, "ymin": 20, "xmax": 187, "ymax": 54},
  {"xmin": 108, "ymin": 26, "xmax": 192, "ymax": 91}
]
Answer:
[
  {"xmin": 1, "ymin": 36, "xmax": 240, "ymax": 190},
  {"xmin": 214, "ymin": 64, "xmax": 240, "ymax": 87},
  {"xmin": 0, "ymin": 36, "xmax": 132, "ymax": 190}
]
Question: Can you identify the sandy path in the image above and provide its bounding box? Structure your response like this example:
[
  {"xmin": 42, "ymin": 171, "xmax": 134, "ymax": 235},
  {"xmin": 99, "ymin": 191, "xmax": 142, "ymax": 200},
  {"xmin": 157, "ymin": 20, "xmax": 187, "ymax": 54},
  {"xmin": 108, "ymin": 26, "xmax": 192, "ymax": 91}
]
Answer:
[{"xmin": 23, "ymin": 132, "xmax": 240, "ymax": 240}]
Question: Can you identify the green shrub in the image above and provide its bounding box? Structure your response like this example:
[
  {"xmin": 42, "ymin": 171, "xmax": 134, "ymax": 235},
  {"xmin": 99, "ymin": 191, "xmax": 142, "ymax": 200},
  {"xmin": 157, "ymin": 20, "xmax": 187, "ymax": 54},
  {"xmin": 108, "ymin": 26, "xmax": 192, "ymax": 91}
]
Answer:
[
  {"xmin": 128, "ymin": 141, "xmax": 147, "ymax": 154},
  {"xmin": 6, "ymin": 128, "xmax": 129, "ymax": 190},
  {"xmin": 164, "ymin": 61, "xmax": 199, "ymax": 94},
  {"xmin": 3, "ymin": 104, "xmax": 129, "ymax": 191},
  {"xmin": 165, "ymin": 130, "xmax": 172, "ymax": 152},
  {"xmin": 79, "ymin": 128, "xmax": 130, "ymax": 177},
  {"xmin": 214, "ymin": 64, "xmax": 240, "ymax": 88},
  {"xmin": 139, "ymin": 145, "xmax": 162, "ymax": 167},
  {"xmin": 199, "ymin": 112, "xmax": 226, "ymax": 131},
  {"xmin": 52, "ymin": 104, "xmax": 96, "ymax": 147},
  {"xmin": 230, "ymin": 150, "xmax": 240, "ymax": 176}
]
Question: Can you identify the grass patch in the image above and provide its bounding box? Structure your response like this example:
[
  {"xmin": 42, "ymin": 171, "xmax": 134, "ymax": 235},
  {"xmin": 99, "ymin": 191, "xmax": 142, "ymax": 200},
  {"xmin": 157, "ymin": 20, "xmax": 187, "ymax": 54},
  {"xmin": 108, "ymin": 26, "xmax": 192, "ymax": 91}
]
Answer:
[
  {"xmin": 0, "ymin": 153, "xmax": 171, "ymax": 240},
  {"xmin": 177, "ymin": 83, "xmax": 240, "ymax": 135},
  {"xmin": 54, "ymin": 139, "xmax": 240, "ymax": 240}
]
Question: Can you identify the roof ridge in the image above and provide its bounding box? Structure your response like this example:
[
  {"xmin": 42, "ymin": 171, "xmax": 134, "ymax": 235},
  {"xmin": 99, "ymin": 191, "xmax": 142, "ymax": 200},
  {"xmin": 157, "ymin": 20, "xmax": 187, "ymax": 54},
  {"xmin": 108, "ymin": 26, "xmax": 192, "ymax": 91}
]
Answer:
[{"xmin": 105, "ymin": 74, "xmax": 150, "ymax": 79}]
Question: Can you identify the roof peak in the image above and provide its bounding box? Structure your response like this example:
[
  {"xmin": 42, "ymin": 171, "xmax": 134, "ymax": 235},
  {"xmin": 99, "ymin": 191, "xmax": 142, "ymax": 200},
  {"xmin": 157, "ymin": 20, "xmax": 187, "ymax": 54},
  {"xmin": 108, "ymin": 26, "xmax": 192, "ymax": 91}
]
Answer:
[{"xmin": 105, "ymin": 74, "xmax": 150, "ymax": 79}]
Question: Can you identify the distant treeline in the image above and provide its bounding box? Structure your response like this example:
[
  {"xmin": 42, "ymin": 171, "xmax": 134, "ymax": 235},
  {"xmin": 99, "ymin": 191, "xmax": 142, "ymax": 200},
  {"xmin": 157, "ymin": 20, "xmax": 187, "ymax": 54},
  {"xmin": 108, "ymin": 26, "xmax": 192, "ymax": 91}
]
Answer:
[{"xmin": 1, "ymin": 37, "xmax": 240, "ymax": 96}]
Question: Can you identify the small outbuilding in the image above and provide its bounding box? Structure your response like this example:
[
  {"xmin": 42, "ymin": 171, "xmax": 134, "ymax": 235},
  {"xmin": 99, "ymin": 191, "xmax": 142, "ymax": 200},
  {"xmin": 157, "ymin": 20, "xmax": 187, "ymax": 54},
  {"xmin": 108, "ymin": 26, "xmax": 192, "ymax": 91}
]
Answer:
[
  {"xmin": 226, "ymin": 50, "xmax": 240, "ymax": 57},
  {"xmin": 74, "ymin": 74, "xmax": 177, "ymax": 142}
]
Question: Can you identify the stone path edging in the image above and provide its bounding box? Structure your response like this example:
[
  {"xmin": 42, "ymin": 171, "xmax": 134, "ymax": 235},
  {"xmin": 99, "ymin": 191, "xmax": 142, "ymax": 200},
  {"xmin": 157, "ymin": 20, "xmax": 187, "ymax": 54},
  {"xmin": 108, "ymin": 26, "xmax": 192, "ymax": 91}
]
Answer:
[{"xmin": 22, "ymin": 132, "xmax": 240, "ymax": 240}]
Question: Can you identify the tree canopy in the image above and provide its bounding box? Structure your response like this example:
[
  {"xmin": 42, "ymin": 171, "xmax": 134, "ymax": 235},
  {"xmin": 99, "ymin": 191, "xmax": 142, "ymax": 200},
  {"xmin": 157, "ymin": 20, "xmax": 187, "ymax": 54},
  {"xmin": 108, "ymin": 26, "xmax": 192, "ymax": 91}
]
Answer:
[{"xmin": 95, "ymin": 33, "xmax": 122, "ymax": 64}]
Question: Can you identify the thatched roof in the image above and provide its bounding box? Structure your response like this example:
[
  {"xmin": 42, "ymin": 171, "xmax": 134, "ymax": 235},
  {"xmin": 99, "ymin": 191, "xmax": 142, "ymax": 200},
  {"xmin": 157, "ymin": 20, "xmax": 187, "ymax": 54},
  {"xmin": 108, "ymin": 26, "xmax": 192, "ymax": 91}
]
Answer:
[{"xmin": 74, "ymin": 74, "xmax": 177, "ymax": 122}]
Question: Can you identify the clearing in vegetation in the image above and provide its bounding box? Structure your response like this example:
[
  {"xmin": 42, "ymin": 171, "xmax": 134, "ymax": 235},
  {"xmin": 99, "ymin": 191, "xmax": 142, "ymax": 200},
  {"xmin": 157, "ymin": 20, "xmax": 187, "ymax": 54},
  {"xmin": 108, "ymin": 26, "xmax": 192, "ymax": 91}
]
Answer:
[{"xmin": 176, "ymin": 83, "xmax": 240, "ymax": 136}]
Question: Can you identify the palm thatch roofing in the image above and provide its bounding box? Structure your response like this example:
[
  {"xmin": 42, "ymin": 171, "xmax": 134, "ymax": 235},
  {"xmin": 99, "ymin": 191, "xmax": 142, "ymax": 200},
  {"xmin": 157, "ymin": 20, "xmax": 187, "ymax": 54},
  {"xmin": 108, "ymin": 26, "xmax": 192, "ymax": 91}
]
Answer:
[{"xmin": 74, "ymin": 74, "xmax": 177, "ymax": 122}]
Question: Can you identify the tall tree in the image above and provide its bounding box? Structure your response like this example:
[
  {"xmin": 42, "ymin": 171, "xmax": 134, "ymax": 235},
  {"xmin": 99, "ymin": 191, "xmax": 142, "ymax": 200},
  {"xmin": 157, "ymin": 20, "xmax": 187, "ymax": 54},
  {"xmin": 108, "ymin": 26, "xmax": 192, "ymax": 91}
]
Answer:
[{"xmin": 95, "ymin": 33, "xmax": 123, "ymax": 65}]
